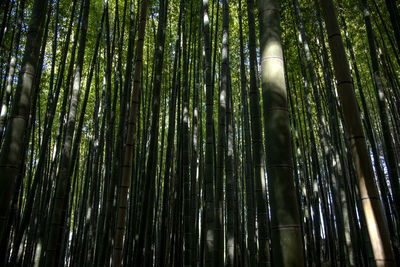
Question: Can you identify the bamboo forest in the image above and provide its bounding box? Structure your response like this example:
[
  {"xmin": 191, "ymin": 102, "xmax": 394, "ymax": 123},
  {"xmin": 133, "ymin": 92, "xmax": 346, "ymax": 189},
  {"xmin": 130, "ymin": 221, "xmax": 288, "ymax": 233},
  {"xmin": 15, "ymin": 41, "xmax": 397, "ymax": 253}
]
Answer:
[{"xmin": 1, "ymin": 0, "xmax": 400, "ymax": 266}]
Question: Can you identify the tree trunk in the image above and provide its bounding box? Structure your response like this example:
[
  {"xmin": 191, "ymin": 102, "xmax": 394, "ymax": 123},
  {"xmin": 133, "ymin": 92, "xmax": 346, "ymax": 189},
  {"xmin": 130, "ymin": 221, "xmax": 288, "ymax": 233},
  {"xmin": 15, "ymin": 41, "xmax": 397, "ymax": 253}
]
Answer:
[
  {"xmin": 257, "ymin": 0, "xmax": 305, "ymax": 265},
  {"xmin": 44, "ymin": 0, "xmax": 90, "ymax": 266},
  {"xmin": 320, "ymin": 0, "xmax": 395, "ymax": 265},
  {"xmin": 112, "ymin": 0, "xmax": 150, "ymax": 264},
  {"xmin": 202, "ymin": 0, "xmax": 216, "ymax": 265},
  {"xmin": 0, "ymin": 0, "xmax": 48, "ymax": 254}
]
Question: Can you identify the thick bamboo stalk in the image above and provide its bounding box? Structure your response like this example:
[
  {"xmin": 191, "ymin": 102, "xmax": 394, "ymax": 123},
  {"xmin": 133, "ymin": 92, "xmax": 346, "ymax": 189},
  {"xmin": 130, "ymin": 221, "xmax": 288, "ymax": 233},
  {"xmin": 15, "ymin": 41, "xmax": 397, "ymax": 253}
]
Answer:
[
  {"xmin": 320, "ymin": 0, "xmax": 395, "ymax": 265},
  {"xmin": 258, "ymin": 0, "xmax": 305, "ymax": 265}
]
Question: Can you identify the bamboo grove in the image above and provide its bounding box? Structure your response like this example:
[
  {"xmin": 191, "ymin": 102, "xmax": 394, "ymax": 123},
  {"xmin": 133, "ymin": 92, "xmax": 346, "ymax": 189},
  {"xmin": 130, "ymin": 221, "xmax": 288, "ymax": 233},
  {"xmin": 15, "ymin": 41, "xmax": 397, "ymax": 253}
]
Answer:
[{"xmin": 0, "ymin": 0, "xmax": 399, "ymax": 266}]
